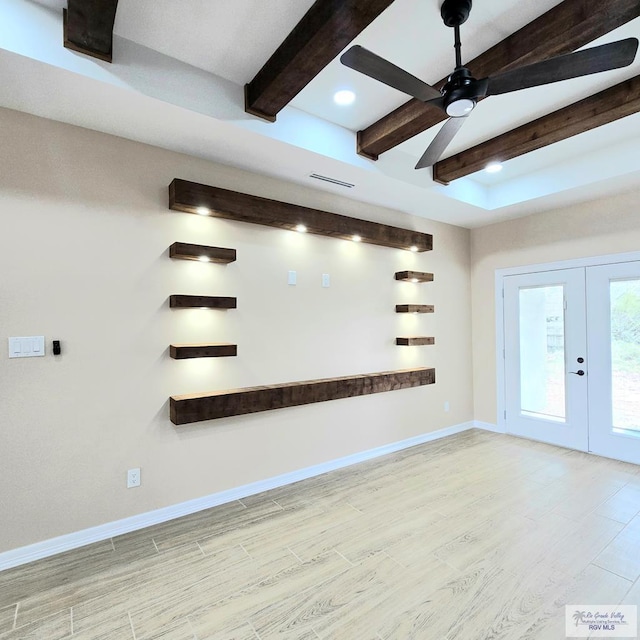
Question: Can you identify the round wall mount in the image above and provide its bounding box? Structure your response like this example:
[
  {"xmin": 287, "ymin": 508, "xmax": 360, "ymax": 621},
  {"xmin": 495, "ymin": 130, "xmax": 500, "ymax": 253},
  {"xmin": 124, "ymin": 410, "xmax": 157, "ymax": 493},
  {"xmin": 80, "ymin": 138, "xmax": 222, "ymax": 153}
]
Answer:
[{"xmin": 440, "ymin": 0, "xmax": 472, "ymax": 27}]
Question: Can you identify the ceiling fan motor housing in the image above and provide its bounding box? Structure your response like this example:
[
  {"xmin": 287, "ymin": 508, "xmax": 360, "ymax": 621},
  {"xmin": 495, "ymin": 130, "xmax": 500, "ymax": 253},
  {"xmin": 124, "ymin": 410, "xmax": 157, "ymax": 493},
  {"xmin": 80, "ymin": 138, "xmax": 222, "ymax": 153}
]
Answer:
[
  {"xmin": 443, "ymin": 67, "xmax": 477, "ymax": 116},
  {"xmin": 441, "ymin": 0, "xmax": 472, "ymax": 27}
]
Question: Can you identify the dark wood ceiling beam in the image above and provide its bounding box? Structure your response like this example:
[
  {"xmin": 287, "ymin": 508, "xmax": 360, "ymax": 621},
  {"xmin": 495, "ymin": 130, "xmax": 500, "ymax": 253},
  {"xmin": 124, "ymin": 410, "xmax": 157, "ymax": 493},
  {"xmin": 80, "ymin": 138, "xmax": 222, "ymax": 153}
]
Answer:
[
  {"xmin": 432, "ymin": 74, "xmax": 640, "ymax": 184},
  {"xmin": 245, "ymin": 0, "xmax": 396, "ymax": 122},
  {"xmin": 357, "ymin": 0, "xmax": 640, "ymax": 160},
  {"xmin": 63, "ymin": 0, "xmax": 119, "ymax": 62}
]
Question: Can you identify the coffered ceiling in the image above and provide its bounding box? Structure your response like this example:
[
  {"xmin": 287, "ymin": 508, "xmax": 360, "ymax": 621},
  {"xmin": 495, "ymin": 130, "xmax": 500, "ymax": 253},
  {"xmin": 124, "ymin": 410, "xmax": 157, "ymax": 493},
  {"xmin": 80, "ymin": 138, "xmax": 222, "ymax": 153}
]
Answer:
[{"xmin": 1, "ymin": 0, "xmax": 639, "ymax": 228}]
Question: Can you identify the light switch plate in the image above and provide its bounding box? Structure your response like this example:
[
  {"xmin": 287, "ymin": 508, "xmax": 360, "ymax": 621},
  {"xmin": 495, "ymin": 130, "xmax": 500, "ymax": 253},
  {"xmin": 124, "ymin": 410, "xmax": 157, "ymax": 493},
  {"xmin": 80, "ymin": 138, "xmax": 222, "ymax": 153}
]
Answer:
[
  {"xmin": 322, "ymin": 273, "xmax": 330, "ymax": 288},
  {"xmin": 9, "ymin": 336, "xmax": 45, "ymax": 358}
]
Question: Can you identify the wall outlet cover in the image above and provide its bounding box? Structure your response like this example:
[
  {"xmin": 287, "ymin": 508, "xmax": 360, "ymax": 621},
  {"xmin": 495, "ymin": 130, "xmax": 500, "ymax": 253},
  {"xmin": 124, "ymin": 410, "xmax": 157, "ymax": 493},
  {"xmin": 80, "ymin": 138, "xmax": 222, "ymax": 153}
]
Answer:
[{"xmin": 127, "ymin": 468, "xmax": 141, "ymax": 488}]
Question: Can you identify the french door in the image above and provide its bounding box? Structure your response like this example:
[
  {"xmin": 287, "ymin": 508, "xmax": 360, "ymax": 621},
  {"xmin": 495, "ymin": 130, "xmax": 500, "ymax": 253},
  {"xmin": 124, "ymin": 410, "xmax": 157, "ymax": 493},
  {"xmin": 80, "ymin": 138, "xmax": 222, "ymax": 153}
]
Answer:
[{"xmin": 503, "ymin": 261, "xmax": 640, "ymax": 465}]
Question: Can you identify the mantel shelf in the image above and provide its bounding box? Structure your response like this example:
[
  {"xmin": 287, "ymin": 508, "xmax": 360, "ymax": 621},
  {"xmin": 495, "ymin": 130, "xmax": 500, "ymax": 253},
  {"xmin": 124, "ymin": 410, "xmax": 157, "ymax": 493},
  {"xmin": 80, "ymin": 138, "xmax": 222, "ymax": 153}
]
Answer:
[
  {"xmin": 395, "ymin": 271, "xmax": 434, "ymax": 283},
  {"xmin": 169, "ymin": 295, "xmax": 237, "ymax": 309},
  {"xmin": 396, "ymin": 337, "xmax": 435, "ymax": 346},
  {"xmin": 169, "ymin": 179, "xmax": 432, "ymax": 252},
  {"xmin": 170, "ymin": 367, "xmax": 435, "ymax": 425},
  {"xmin": 170, "ymin": 344, "xmax": 237, "ymax": 359},
  {"xmin": 170, "ymin": 242, "xmax": 236, "ymax": 264},
  {"xmin": 395, "ymin": 305, "xmax": 434, "ymax": 314}
]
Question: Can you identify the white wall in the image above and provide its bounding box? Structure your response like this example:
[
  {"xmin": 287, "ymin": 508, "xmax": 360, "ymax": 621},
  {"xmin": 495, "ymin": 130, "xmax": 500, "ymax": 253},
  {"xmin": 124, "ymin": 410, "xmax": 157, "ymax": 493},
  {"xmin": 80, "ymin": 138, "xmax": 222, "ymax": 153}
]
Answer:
[
  {"xmin": 0, "ymin": 107, "xmax": 473, "ymax": 553},
  {"xmin": 471, "ymin": 188, "xmax": 640, "ymax": 425}
]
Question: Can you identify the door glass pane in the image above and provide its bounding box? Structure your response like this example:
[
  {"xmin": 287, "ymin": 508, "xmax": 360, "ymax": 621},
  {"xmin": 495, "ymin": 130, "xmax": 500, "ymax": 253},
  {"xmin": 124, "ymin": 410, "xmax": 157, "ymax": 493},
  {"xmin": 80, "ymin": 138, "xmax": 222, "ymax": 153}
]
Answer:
[
  {"xmin": 610, "ymin": 278, "xmax": 640, "ymax": 433},
  {"xmin": 519, "ymin": 285, "xmax": 566, "ymax": 421}
]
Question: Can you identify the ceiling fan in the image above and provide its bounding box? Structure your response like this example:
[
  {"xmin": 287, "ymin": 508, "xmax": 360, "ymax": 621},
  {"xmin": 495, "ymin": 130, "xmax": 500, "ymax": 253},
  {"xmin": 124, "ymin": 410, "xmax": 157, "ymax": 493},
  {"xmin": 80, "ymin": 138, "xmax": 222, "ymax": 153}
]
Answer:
[{"xmin": 340, "ymin": 0, "xmax": 639, "ymax": 170}]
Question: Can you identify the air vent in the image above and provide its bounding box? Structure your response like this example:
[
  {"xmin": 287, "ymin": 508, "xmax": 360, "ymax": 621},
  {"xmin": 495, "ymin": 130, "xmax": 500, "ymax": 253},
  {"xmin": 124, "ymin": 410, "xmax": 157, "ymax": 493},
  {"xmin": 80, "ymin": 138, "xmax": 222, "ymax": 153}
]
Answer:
[{"xmin": 309, "ymin": 173, "xmax": 355, "ymax": 189}]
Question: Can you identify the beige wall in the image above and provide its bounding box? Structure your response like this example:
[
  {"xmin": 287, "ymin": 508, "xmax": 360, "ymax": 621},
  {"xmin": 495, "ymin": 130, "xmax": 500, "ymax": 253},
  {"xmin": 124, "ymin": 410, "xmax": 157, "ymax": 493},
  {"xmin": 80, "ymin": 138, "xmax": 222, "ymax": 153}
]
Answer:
[
  {"xmin": 0, "ymin": 107, "xmax": 472, "ymax": 553},
  {"xmin": 471, "ymin": 189, "xmax": 640, "ymax": 425}
]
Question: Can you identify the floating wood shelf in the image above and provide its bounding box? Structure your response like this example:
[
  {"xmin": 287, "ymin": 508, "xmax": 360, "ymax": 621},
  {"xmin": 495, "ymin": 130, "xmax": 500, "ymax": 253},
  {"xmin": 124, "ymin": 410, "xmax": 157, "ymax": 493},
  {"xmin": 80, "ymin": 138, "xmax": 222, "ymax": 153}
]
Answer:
[
  {"xmin": 170, "ymin": 344, "xmax": 237, "ymax": 359},
  {"xmin": 396, "ymin": 337, "xmax": 435, "ymax": 346},
  {"xmin": 396, "ymin": 305, "xmax": 434, "ymax": 314},
  {"xmin": 170, "ymin": 242, "xmax": 236, "ymax": 264},
  {"xmin": 395, "ymin": 271, "xmax": 434, "ymax": 283},
  {"xmin": 169, "ymin": 295, "xmax": 237, "ymax": 309},
  {"xmin": 170, "ymin": 367, "xmax": 435, "ymax": 425},
  {"xmin": 169, "ymin": 179, "xmax": 432, "ymax": 252}
]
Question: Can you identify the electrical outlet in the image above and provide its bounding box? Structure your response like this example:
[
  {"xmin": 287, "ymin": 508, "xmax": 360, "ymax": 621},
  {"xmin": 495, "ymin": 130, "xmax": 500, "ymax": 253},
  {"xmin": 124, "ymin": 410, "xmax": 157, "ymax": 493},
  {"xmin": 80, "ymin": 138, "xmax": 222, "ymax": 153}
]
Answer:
[
  {"xmin": 444, "ymin": 401, "xmax": 450, "ymax": 412},
  {"xmin": 127, "ymin": 468, "xmax": 141, "ymax": 488}
]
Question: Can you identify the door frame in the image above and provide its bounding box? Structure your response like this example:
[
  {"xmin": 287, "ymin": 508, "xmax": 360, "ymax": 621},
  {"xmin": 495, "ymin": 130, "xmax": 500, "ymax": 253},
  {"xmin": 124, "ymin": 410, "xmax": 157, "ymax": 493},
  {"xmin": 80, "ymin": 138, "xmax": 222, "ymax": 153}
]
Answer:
[{"xmin": 495, "ymin": 250, "xmax": 640, "ymax": 436}]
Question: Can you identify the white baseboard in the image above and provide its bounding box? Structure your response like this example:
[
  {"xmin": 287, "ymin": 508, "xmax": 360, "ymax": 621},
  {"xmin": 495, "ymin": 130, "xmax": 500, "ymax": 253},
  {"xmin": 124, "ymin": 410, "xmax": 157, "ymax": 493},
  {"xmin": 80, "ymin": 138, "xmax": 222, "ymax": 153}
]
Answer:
[
  {"xmin": 0, "ymin": 421, "xmax": 474, "ymax": 571},
  {"xmin": 473, "ymin": 420, "xmax": 505, "ymax": 434}
]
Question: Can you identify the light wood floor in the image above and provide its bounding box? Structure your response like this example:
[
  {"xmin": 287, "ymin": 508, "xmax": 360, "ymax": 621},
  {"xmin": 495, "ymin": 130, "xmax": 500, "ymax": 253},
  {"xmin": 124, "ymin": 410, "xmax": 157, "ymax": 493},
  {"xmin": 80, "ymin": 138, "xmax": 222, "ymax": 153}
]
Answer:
[{"xmin": 1, "ymin": 430, "xmax": 640, "ymax": 640}]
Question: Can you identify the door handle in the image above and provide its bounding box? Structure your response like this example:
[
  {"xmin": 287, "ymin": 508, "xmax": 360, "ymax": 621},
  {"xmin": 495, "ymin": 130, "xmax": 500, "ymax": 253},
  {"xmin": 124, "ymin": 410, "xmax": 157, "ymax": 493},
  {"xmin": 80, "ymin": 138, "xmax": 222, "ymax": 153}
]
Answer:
[{"xmin": 570, "ymin": 370, "xmax": 585, "ymax": 376}]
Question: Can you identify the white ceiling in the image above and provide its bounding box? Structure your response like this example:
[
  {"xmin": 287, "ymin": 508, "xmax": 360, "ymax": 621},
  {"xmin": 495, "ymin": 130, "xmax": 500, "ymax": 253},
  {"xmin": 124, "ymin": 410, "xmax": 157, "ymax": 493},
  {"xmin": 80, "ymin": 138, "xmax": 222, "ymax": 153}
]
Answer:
[{"xmin": 1, "ymin": 0, "xmax": 639, "ymax": 228}]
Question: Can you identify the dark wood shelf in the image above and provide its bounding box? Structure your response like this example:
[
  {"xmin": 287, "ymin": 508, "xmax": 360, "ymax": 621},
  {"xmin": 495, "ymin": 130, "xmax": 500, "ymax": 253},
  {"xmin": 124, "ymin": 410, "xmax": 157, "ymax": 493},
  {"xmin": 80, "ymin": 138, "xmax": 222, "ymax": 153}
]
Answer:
[
  {"xmin": 170, "ymin": 242, "xmax": 236, "ymax": 264},
  {"xmin": 170, "ymin": 367, "xmax": 435, "ymax": 425},
  {"xmin": 169, "ymin": 179, "xmax": 432, "ymax": 252},
  {"xmin": 396, "ymin": 337, "xmax": 435, "ymax": 346},
  {"xmin": 170, "ymin": 344, "xmax": 237, "ymax": 359},
  {"xmin": 395, "ymin": 305, "xmax": 434, "ymax": 314},
  {"xmin": 169, "ymin": 295, "xmax": 237, "ymax": 309},
  {"xmin": 395, "ymin": 271, "xmax": 434, "ymax": 283}
]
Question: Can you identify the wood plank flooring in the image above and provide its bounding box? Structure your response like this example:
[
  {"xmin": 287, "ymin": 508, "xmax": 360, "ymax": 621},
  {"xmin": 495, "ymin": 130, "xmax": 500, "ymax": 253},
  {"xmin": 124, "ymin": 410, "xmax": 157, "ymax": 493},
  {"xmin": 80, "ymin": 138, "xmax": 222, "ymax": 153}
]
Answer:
[{"xmin": 1, "ymin": 430, "xmax": 640, "ymax": 639}]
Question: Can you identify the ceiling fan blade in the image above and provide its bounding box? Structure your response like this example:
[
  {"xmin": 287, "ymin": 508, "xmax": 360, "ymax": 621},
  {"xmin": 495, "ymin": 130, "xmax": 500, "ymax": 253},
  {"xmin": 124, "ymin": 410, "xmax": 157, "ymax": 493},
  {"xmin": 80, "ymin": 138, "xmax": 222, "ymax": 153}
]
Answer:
[
  {"xmin": 340, "ymin": 45, "xmax": 442, "ymax": 102},
  {"xmin": 425, "ymin": 95, "xmax": 447, "ymax": 111},
  {"xmin": 485, "ymin": 38, "xmax": 639, "ymax": 97},
  {"xmin": 415, "ymin": 116, "xmax": 467, "ymax": 170}
]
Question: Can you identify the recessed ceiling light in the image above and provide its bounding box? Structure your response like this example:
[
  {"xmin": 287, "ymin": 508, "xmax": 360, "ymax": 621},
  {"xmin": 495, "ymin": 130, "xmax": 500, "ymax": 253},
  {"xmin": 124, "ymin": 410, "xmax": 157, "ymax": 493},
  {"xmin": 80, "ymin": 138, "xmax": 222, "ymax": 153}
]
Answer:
[
  {"xmin": 485, "ymin": 162, "xmax": 503, "ymax": 174},
  {"xmin": 334, "ymin": 90, "xmax": 356, "ymax": 106},
  {"xmin": 199, "ymin": 256, "xmax": 210, "ymax": 262},
  {"xmin": 352, "ymin": 235, "xmax": 362, "ymax": 242},
  {"xmin": 410, "ymin": 246, "xmax": 418, "ymax": 252},
  {"xmin": 411, "ymin": 278, "xmax": 419, "ymax": 283},
  {"xmin": 196, "ymin": 206, "xmax": 210, "ymax": 215},
  {"xmin": 295, "ymin": 224, "xmax": 307, "ymax": 233}
]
